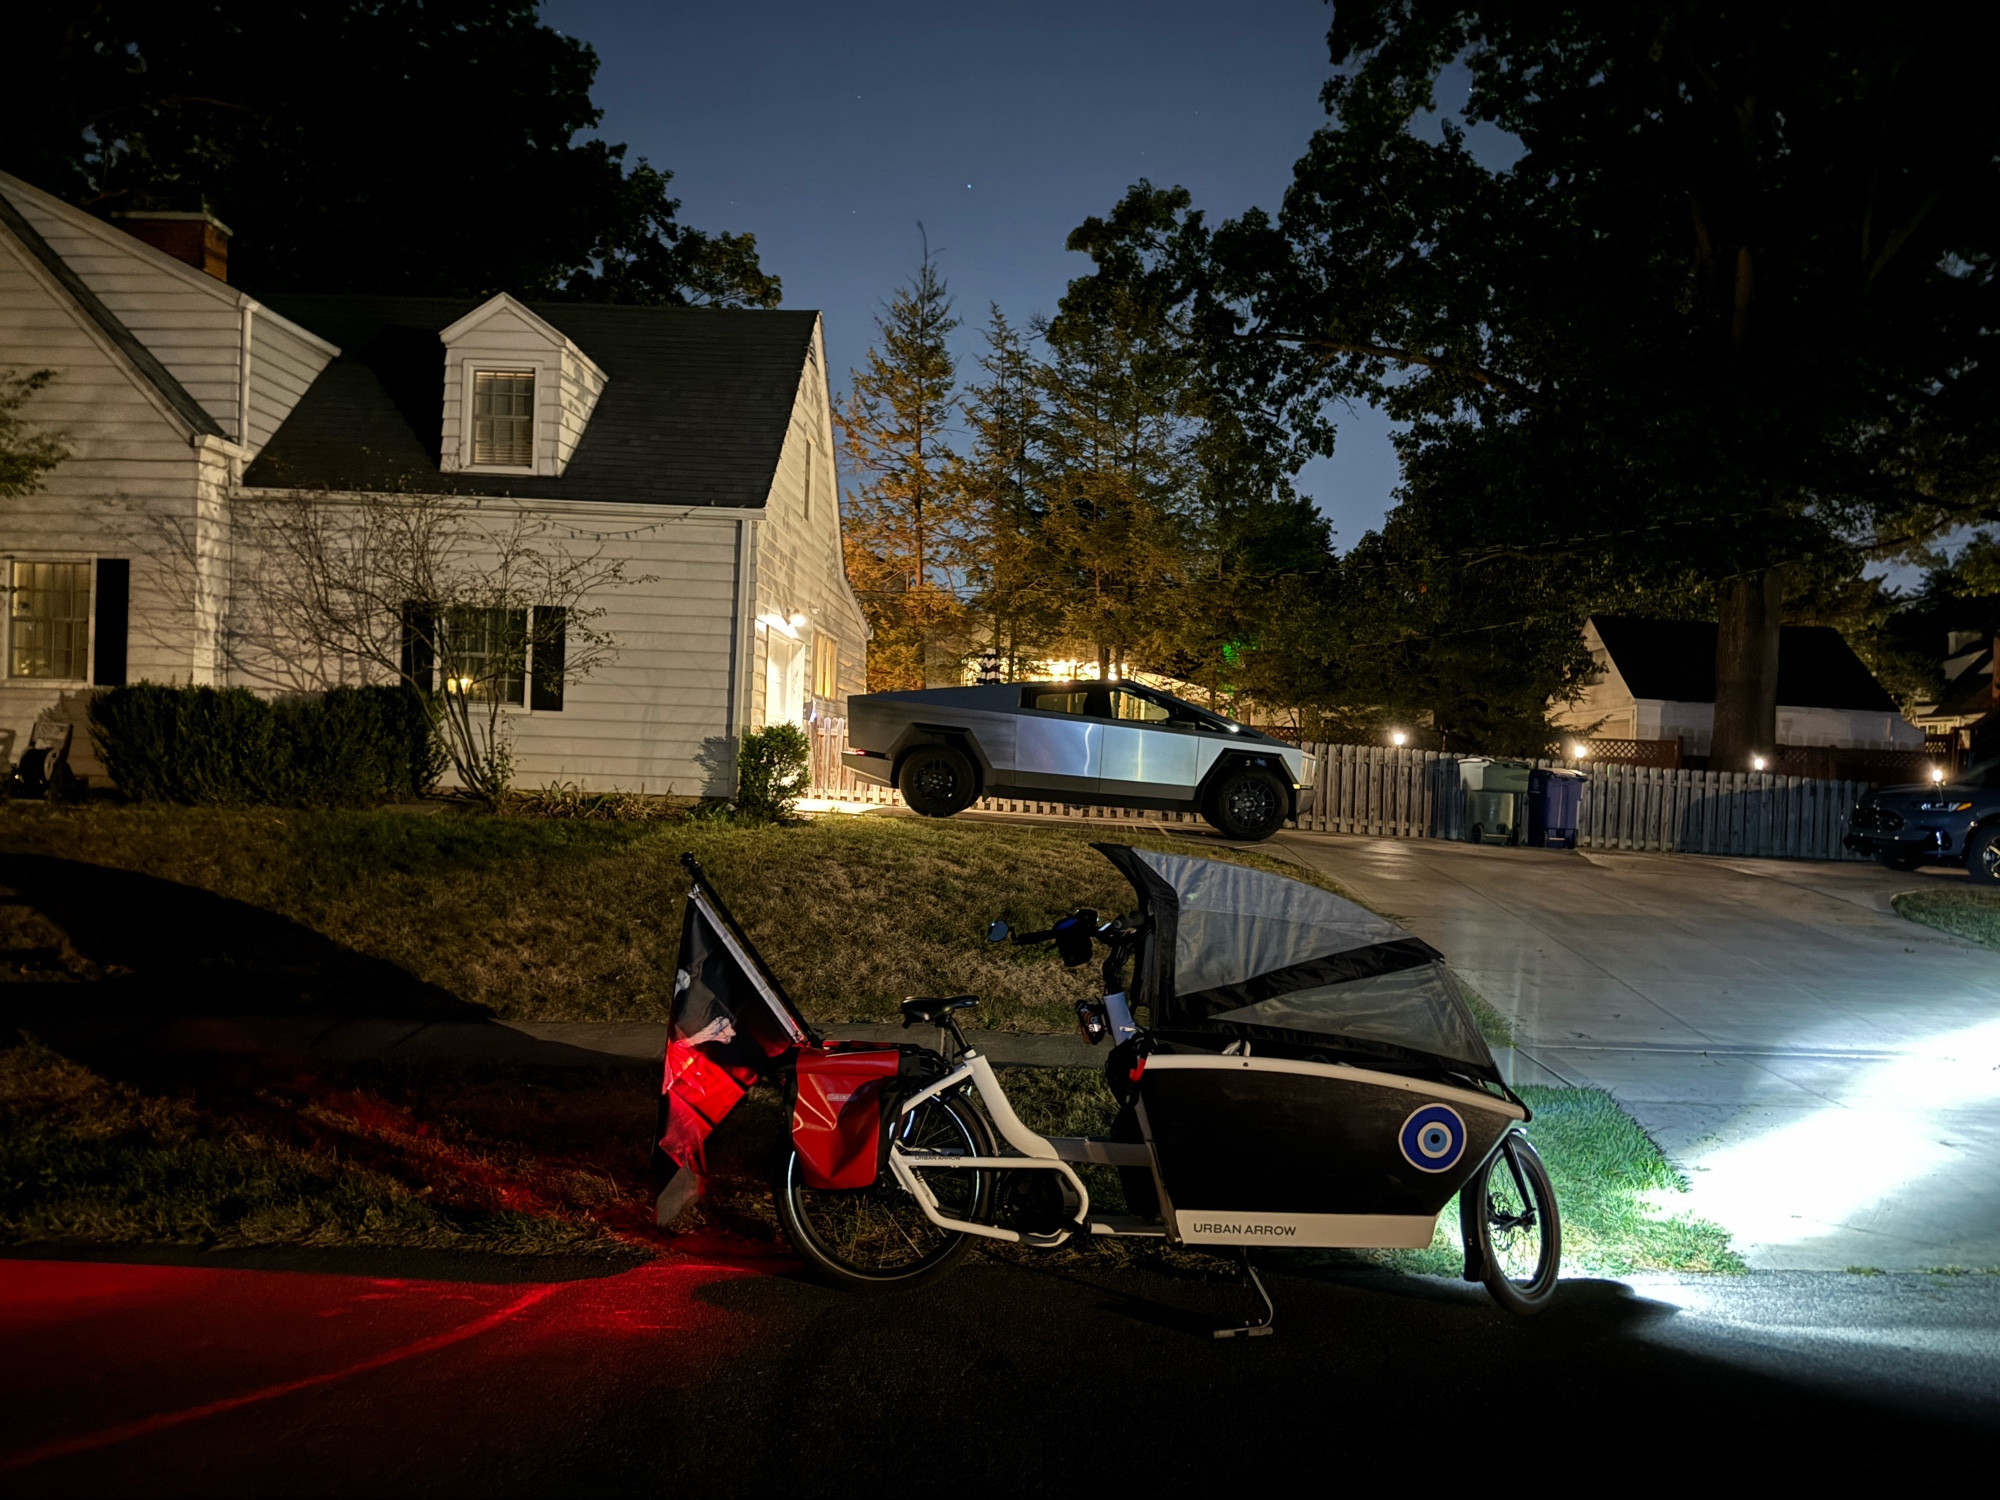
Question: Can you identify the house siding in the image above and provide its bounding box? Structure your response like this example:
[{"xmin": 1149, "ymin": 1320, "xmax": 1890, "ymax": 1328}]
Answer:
[
  {"xmin": 0, "ymin": 224, "xmax": 219, "ymax": 760},
  {"xmin": 749, "ymin": 320, "xmax": 867, "ymax": 732}
]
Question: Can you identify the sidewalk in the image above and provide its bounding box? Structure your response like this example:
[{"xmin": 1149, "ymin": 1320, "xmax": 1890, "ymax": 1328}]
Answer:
[{"xmin": 1265, "ymin": 830, "xmax": 2000, "ymax": 1271}]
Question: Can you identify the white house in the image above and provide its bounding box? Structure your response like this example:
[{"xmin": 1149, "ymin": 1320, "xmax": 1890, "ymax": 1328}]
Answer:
[
  {"xmin": 0, "ymin": 169, "xmax": 865, "ymax": 795},
  {"xmin": 1554, "ymin": 615, "xmax": 1920, "ymax": 756}
]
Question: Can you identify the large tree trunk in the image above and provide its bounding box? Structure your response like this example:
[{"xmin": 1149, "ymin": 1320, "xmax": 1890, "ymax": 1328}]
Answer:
[{"xmin": 1710, "ymin": 570, "xmax": 1782, "ymax": 771}]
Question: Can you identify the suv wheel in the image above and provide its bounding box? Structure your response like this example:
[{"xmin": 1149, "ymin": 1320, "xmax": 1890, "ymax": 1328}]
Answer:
[
  {"xmin": 1203, "ymin": 765, "xmax": 1289, "ymax": 841},
  {"xmin": 1968, "ymin": 825, "xmax": 2000, "ymax": 887},
  {"xmin": 898, "ymin": 744, "xmax": 978, "ymax": 817}
]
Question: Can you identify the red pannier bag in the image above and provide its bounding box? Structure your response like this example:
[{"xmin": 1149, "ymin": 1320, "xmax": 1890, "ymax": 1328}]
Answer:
[{"xmin": 791, "ymin": 1045, "xmax": 907, "ymax": 1190}]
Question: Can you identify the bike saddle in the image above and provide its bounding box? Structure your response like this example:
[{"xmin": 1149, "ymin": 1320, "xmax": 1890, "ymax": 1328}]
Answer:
[{"xmin": 900, "ymin": 995, "xmax": 979, "ymax": 1025}]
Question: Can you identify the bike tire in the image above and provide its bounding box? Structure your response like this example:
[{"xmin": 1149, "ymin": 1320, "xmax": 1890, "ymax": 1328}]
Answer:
[
  {"xmin": 775, "ymin": 1092, "xmax": 994, "ymax": 1291},
  {"xmin": 1464, "ymin": 1132, "xmax": 1561, "ymax": 1314}
]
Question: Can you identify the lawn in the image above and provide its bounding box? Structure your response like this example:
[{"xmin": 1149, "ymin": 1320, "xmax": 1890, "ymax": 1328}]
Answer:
[
  {"xmin": 1893, "ymin": 886, "xmax": 2000, "ymax": 951},
  {"xmin": 0, "ymin": 1036, "xmax": 647, "ymax": 1258},
  {"xmin": 0, "ymin": 803, "xmax": 1363, "ymax": 1033}
]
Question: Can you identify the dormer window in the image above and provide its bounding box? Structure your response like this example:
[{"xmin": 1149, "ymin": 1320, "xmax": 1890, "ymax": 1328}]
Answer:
[{"xmin": 471, "ymin": 370, "xmax": 535, "ymax": 466}]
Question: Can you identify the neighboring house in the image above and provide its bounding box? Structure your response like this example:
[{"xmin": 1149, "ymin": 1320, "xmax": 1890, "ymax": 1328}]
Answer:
[
  {"xmin": 0, "ymin": 169, "xmax": 864, "ymax": 794},
  {"xmin": 1909, "ymin": 631, "xmax": 1997, "ymax": 755},
  {"xmin": 1555, "ymin": 615, "xmax": 1921, "ymax": 757}
]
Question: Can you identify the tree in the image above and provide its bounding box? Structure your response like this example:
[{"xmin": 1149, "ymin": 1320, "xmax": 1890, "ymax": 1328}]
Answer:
[
  {"xmin": 0, "ymin": 371, "xmax": 68, "ymax": 497},
  {"xmin": 202, "ymin": 489, "xmax": 640, "ymax": 802},
  {"xmin": 838, "ymin": 238, "xmax": 962, "ymax": 690},
  {"xmin": 2, "ymin": 1, "xmax": 778, "ymax": 306},
  {"xmin": 1182, "ymin": 3, "xmax": 2000, "ymax": 767},
  {"xmin": 1048, "ymin": 183, "xmax": 1340, "ymax": 712},
  {"xmin": 950, "ymin": 309, "xmax": 1060, "ymax": 678}
]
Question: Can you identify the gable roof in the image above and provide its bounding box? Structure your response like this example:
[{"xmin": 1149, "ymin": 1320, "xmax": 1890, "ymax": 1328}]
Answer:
[
  {"xmin": 242, "ymin": 295, "xmax": 818, "ymax": 508},
  {"xmin": 1588, "ymin": 616, "xmax": 1900, "ymax": 713},
  {"xmin": 0, "ymin": 188, "xmax": 227, "ymax": 440}
]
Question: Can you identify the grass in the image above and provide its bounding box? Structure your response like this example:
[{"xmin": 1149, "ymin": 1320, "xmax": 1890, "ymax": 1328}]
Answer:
[
  {"xmin": 0, "ymin": 1036, "xmax": 646, "ymax": 1258},
  {"xmin": 996, "ymin": 1067, "xmax": 1744, "ymax": 1277},
  {"xmin": 0, "ymin": 803, "xmax": 1371, "ymax": 1032},
  {"xmin": 1892, "ymin": 886, "xmax": 2000, "ymax": 950}
]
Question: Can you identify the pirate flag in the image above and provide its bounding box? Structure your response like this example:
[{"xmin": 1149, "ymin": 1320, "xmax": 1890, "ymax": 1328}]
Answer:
[{"xmin": 657, "ymin": 860, "xmax": 813, "ymax": 1178}]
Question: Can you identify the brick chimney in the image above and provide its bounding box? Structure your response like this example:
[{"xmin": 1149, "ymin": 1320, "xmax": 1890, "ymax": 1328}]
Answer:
[{"xmin": 112, "ymin": 209, "xmax": 231, "ymax": 282}]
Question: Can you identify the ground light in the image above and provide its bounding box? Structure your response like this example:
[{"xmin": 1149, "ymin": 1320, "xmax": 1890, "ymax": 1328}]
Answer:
[
  {"xmin": 1931, "ymin": 765, "xmax": 1948, "ymax": 784},
  {"xmin": 1676, "ymin": 1014, "xmax": 2000, "ymax": 1254}
]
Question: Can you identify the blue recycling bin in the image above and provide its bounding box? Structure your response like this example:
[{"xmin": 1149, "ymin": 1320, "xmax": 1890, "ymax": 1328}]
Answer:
[{"xmin": 1527, "ymin": 768, "xmax": 1583, "ymax": 849}]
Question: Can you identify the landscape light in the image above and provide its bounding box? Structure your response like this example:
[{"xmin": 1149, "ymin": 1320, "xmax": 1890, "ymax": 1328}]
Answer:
[
  {"xmin": 1751, "ymin": 755, "xmax": 1767, "ymax": 771},
  {"xmin": 1930, "ymin": 765, "xmax": 1947, "ymax": 784},
  {"xmin": 1391, "ymin": 730, "xmax": 1408, "ymax": 747},
  {"xmin": 1570, "ymin": 742, "xmax": 1587, "ymax": 760}
]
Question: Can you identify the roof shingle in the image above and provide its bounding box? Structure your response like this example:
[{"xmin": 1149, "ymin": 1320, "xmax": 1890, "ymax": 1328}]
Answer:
[
  {"xmin": 243, "ymin": 295, "xmax": 817, "ymax": 508},
  {"xmin": 1590, "ymin": 615, "xmax": 1899, "ymax": 712}
]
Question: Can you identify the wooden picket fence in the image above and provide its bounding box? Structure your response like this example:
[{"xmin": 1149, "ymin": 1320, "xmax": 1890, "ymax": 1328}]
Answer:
[
  {"xmin": 1290, "ymin": 743, "xmax": 1868, "ymax": 860},
  {"xmin": 811, "ymin": 736, "xmax": 1873, "ymax": 861}
]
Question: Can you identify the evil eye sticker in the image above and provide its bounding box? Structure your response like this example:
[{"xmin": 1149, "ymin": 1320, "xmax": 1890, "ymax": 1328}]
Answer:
[{"xmin": 1398, "ymin": 1104, "xmax": 1467, "ymax": 1173}]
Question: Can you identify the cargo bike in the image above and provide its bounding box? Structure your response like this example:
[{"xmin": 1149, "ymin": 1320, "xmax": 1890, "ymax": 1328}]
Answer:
[{"xmin": 657, "ymin": 846, "xmax": 1560, "ymax": 1333}]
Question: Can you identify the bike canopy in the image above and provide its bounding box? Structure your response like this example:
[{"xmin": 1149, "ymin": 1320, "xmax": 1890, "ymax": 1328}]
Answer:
[{"xmin": 1096, "ymin": 845, "xmax": 1500, "ymax": 1082}]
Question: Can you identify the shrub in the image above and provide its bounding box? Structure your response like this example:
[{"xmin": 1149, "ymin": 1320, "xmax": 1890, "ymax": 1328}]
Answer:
[
  {"xmin": 735, "ymin": 724, "xmax": 811, "ymax": 820},
  {"xmin": 90, "ymin": 684, "xmax": 441, "ymax": 806}
]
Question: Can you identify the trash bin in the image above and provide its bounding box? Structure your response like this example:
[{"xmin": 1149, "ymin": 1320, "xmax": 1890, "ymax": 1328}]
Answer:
[
  {"xmin": 1458, "ymin": 758, "xmax": 1532, "ymax": 845},
  {"xmin": 1527, "ymin": 767, "xmax": 1584, "ymax": 849}
]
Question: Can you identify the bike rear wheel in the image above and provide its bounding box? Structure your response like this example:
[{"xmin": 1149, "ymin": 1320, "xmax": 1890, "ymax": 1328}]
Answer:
[
  {"xmin": 775, "ymin": 1092, "xmax": 994, "ymax": 1290},
  {"xmin": 1463, "ymin": 1131, "xmax": 1561, "ymax": 1314}
]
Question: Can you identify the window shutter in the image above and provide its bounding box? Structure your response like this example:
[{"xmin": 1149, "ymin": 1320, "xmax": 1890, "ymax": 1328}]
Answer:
[
  {"xmin": 530, "ymin": 607, "xmax": 566, "ymax": 711},
  {"xmin": 92, "ymin": 558, "xmax": 129, "ymax": 686},
  {"xmin": 400, "ymin": 603, "xmax": 435, "ymax": 690}
]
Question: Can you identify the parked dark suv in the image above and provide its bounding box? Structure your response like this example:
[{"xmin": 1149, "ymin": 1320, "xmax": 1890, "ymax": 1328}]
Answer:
[{"xmin": 1844, "ymin": 757, "xmax": 2000, "ymax": 885}]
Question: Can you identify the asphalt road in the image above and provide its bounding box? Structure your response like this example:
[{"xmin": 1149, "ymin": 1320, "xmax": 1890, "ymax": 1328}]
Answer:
[{"xmin": 5, "ymin": 1246, "xmax": 1996, "ymax": 1494}]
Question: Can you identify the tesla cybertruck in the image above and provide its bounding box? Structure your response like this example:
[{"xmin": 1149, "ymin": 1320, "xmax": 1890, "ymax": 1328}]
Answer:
[{"xmin": 841, "ymin": 681, "xmax": 1315, "ymax": 840}]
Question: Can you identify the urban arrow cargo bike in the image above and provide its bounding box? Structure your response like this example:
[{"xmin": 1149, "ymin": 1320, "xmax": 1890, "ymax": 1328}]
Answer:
[{"xmin": 657, "ymin": 845, "xmax": 1559, "ymax": 1333}]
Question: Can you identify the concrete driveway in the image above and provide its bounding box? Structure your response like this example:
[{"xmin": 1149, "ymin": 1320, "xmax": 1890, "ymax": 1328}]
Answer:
[{"xmin": 1267, "ymin": 832, "xmax": 2000, "ymax": 1272}]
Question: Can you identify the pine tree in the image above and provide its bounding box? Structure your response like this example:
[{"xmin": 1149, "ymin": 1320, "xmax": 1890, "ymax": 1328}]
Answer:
[
  {"xmin": 951, "ymin": 309, "xmax": 1056, "ymax": 678},
  {"xmin": 838, "ymin": 239, "xmax": 962, "ymax": 690},
  {"xmin": 1034, "ymin": 283, "xmax": 1197, "ymax": 679}
]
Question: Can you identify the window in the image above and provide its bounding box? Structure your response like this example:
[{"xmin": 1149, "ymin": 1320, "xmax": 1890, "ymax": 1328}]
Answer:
[
  {"xmin": 471, "ymin": 370, "xmax": 535, "ymax": 466},
  {"xmin": 1029, "ymin": 690, "xmax": 1091, "ymax": 714},
  {"xmin": 440, "ymin": 606, "xmax": 526, "ymax": 704},
  {"xmin": 1110, "ymin": 688, "xmax": 1171, "ymax": 723},
  {"xmin": 812, "ymin": 631, "xmax": 839, "ymax": 699},
  {"xmin": 9, "ymin": 561, "xmax": 90, "ymax": 679}
]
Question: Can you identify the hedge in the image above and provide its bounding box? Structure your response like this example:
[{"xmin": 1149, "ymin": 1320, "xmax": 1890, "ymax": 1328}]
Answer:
[{"xmin": 89, "ymin": 684, "xmax": 442, "ymax": 806}]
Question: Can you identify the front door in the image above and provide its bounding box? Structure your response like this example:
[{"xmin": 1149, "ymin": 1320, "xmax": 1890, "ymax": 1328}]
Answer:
[{"xmin": 1098, "ymin": 687, "xmax": 1202, "ymax": 800}]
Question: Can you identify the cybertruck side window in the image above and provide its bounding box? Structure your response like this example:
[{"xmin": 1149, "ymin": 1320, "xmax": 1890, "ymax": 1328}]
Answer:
[
  {"xmin": 1109, "ymin": 689, "xmax": 1171, "ymax": 723},
  {"xmin": 1028, "ymin": 689, "xmax": 1091, "ymax": 714}
]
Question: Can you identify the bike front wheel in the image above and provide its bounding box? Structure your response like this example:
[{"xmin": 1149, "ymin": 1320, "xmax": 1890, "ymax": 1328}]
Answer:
[
  {"xmin": 775, "ymin": 1092, "xmax": 994, "ymax": 1291},
  {"xmin": 1462, "ymin": 1131, "xmax": 1561, "ymax": 1314}
]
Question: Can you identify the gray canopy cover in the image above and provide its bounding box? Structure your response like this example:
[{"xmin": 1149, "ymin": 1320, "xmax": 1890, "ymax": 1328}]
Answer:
[{"xmin": 1102, "ymin": 846, "xmax": 1498, "ymax": 1079}]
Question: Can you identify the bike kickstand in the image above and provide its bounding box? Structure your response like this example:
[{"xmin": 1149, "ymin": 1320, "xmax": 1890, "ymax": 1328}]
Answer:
[{"xmin": 1213, "ymin": 1249, "xmax": 1275, "ymax": 1340}]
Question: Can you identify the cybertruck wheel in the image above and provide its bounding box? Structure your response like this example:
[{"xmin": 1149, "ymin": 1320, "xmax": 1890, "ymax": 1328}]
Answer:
[
  {"xmin": 1202, "ymin": 765, "xmax": 1289, "ymax": 841},
  {"xmin": 1462, "ymin": 1132, "xmax": 1561, "ymax": 1315},
  {"xmin": 1967, "ymin": 825, "xmax": 2000, "ymax": 887},
  {"xmin": 898, "ymin": 744, "xmax": 978, "ymax": 816},
  {"xmin": 775, "ymin": 1093, "xmax": 994, "ymax": 1291}
]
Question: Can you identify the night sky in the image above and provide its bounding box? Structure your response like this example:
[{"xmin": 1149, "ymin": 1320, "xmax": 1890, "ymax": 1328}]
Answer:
[{"xmin": 539, "ymin": 0, "xmax": 1401, "ymax": 548}]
